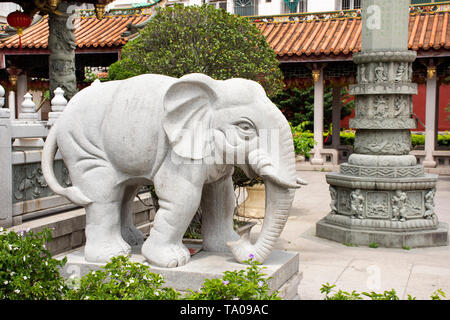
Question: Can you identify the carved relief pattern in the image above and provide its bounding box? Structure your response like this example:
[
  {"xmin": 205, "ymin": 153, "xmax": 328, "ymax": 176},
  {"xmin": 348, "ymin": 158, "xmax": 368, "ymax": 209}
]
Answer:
[
  {"xmin": 338, "ymin": 189, "xmax": 351, "ymax": 215},
  {"xmin": 405, "ymin": 191, "xmax": 423, "ymax": 218},
  {"xmin": 355, "ymin": 95, "xmax": 413, "ymax": 120},
  {"xmin": 49, "ymin": 4, "xmax": 77, "ymax": 100},
  {"xmin": 12, "ymin": 160, "xmax": 72, "ymax": 203},
  {"xmin": 366, "ymin": 192, "xmax": 390, "ymax": 219},
  {"xmin": 391, "ymin": 190, "xmax": 407, "ymax": 221},
  {"xmin": 340, "ymin": 165, "xmax": 423, "ymax": 178},
  {"xmin": 424, "ymin": 189, "xmax": 436, "ymax": 219},
  {"xmin": 350, "ymin": 189, "xmax": 365, "ymax": 219},
  {"xmin": 329, "ymin": 186, "xmax": 338, "ymax": 214},
  {"xmin": 354, "ymin": 130, "xmax": 411, "ymax": 155}
]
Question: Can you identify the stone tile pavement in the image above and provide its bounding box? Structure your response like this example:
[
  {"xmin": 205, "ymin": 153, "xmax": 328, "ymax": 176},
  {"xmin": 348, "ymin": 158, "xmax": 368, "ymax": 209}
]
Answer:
[{"xmin": 249, "ymin": 171, "xmax": 450, "ymax": 300}]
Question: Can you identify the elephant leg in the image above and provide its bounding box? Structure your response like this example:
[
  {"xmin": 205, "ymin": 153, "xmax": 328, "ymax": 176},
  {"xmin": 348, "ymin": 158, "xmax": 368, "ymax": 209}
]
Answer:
[
  {"xmin": 84, "ymin": 200, "xmax": 131, "ymax": 262},
  {"xmin": 201, "ymin": 175, "xmax": 239, "ymax": 252},
  {"xmin": 67, "ymin": 163, "xmax": 131, "ymax": 263},
  {"xmin": 141, "ymin": 170, "xmax": 203, "ymax": 268},
  {"xmin": 120, "ymin": 185, "xmax": 145, "ymax": 247}
]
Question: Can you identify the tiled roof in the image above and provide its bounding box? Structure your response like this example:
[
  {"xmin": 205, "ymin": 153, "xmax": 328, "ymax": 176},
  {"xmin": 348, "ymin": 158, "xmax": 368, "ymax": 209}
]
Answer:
[
  {"xmin": 256, "ymin": 10, "xmax": 450, "ymax": 61},
  {"xmin": 0, "ymin": 4, "xmax": 448, "ymax": 60},
  {"xmin": 0, "ymin": 14, "xmax": 150, "ymax": 50}
]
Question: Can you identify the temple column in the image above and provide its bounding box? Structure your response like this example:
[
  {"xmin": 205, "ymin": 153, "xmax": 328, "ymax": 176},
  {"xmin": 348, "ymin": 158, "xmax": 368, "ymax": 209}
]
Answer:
[
  {"xmin": 8, "ymin": 91, "xmax": 15, "ymax": 120},
  {"xmin": 16, "ymin": 72, "xmax": 27, "ymax": 114},
  {"xmin": 311, "ymin": 68, "xmax": 324, "ymax": 165},
  {"xmin": 331, "ymin": 85, "xmax": 342, "ymax": 150},
  {"xmin": 423, "ymin": 64, "xmax": 438, "ymax": 168},
  {"xmin": 48, "ymin": 1, "xmax": 77, "ymax": 101}
]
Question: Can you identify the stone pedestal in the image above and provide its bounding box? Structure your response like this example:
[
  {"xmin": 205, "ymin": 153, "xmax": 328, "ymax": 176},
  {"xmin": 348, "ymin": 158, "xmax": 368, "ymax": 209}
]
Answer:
[
  {"xmin": 316, "ymin": 0, "xmax": 448, "ymax": 248},
  {"xmin": 56, "ymin": 247, "xmax": 301, "ymax": 300}
]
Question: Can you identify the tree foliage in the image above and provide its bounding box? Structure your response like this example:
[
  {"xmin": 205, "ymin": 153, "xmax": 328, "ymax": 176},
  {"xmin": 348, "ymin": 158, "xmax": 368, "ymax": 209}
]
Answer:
[
  {"xmin": 272, "ymin": 86, "xmax": 354, "ymax": 130},
  {"xmin": 107, "ymin": 4, "xmax": 284, "ymax": 97}
]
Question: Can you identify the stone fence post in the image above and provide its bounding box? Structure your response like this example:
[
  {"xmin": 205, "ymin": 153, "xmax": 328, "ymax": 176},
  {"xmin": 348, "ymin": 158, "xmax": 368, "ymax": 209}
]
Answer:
[
  {"xmin": 12, "ymin": 92, "xmax": 45, "ymax": 149},
  {"xmin": 48, "ymin": 87, "xmax": 67, "ymax": 126},
  {"xmin": 0, "ymin": 84, "xmax": 13, "ymax": 227}
]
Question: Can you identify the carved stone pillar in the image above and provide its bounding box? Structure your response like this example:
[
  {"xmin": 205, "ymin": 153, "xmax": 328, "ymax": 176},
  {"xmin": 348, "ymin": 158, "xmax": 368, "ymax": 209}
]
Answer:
[
  {"xmin": 48, "ymin": 1, "xmax": 77, "ymax": 101},
  {"xmin": 316, "ymin": 0, "xmax": 448, "ymax": 248}
]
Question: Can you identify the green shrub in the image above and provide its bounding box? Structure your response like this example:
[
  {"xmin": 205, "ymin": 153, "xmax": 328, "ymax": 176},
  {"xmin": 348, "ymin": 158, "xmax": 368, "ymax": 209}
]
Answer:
[
  {"xmin": 340, "ymin": 130, "xmax": 355, "ymax": 146},
  {"xmin": 321, "ymin": 283, "xmax": 448, "ymax": 300},
  {"xmin": 320, "ymin": 283, "xmax": 362, "ymax": 300},
  {"xmin": 438, "ymin": 132, "xmax": 450, "ymax": 147},
  {"xmin": 185, "ymin": 256, "xmax": 280, "ymax": 300},
  {"xmin": 411, "ymin": 134, "xmax": 425, "ymax": 147},
  {"xmin": 272, "ymin": 86, "xmax": 354, "ymax": 130},
  {"xmin": 108, "ymin": 4, "xmax": 284, "ymax": 97},
  {"xmin": 0, "ymin": 228, "xmax": 68, "ymax": 300},
  {"xmin": 290, "ymin": 122, "xmax": 316, "ymax": 157},
  {"xmin": 65, "ymin": 255, "xmax": 180, "ymax": 300}
]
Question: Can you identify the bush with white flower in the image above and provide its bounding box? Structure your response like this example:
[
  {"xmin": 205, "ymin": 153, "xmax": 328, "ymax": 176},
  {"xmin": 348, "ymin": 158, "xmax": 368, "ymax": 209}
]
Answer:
[
  {"xmin": 65, "ymin": 255, "xmax": 180, "ymax": 300},
  {"xmin": 1, "ymin": 227, "xmax": 279, "ymax": 300},
  {"xmin": 0, "ymin": 227, "xmax": 68, "ymax": 300}
]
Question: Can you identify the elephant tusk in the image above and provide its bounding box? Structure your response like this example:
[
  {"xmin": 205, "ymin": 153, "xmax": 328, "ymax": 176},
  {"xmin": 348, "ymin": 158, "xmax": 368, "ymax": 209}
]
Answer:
[
  {"xmin": 259, "ymin": 166, "xmax": 300, "ymax": 189},
  {"xmin": 296, "ymin": 177, "xmax": 308, "ymax": 186}
]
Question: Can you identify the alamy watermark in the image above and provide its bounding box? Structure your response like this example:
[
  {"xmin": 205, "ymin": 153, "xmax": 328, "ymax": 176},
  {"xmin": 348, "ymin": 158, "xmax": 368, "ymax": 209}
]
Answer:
[{"xmin": 168, "ymin": 128, "xmax": 282, "ymax": 167}]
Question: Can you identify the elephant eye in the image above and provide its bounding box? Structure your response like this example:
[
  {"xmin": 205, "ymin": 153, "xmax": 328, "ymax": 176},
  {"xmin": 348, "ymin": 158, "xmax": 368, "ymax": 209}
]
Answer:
[{"xmin": 235, "ymin": 120, "xmax": 255, "ymax": 133}]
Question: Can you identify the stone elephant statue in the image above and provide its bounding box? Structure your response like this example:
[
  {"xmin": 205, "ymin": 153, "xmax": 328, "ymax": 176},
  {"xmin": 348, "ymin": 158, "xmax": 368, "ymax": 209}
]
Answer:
[{"xmin": 42, "ymin": 73, "xmax": 306, "ymax": 267}]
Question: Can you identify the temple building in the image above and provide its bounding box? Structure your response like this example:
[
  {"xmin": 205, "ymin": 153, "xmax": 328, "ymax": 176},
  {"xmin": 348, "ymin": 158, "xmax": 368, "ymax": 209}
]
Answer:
[{"xmin": 0, "ymin": 1, "xmax": 449, "ymax": 171}]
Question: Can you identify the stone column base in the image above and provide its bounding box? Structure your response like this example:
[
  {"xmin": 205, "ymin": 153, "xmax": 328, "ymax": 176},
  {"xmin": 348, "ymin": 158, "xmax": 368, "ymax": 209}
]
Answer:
[
  {"xmin": 311, "ymin": 157, "xmax": 325, "ymax": 165},
  {"xmin": 316, "ymin": 217, "xmax": 448, "ymax": 248},
  {"xmin": 423, "ymin": 160, "xmax": 437, "ymax": 168}
]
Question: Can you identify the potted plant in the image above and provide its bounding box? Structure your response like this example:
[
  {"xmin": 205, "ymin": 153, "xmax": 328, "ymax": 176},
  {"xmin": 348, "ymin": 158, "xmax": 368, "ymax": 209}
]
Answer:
[{"xmin": 232, "ymin": 167, "xmax": 265, "ymax": 220}]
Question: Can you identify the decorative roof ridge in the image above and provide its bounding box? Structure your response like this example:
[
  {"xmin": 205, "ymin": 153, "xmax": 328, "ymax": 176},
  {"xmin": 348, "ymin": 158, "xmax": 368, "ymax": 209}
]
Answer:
[
  {"xmin": 248, "ymin": 1, "xmax": 450, "ymax": 23},
  {"xmin": 79, "ymin": 0, "xmax": 163, "ymax": 18}
]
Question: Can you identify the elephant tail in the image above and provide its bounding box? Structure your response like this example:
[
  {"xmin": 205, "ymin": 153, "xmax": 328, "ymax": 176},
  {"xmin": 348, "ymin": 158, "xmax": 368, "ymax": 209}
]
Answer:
[{"xmin": 42, "ymin": 125, "xmax": 93, "ymax": 207}]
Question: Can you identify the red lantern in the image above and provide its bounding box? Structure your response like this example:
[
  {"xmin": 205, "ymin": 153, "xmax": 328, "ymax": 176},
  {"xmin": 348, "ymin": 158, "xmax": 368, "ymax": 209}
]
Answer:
[{"xmin": 7, "ymin": 11, "xmax": 32, "ymax": 49}]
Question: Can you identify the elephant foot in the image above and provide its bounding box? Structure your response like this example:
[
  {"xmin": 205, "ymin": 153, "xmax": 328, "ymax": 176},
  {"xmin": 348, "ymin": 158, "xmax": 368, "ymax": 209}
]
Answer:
[
  {"xmin": 202, "ymin": 228, "xmax": 240, "ymax": 252},
  {"xmin": 141, "ymin": 238, "xmax": 190, "ymax": 268},
  {"xmin": 121, "ymin": 225, "xmax": 145, "ymax": 247},
  {"xmin": 84, "ymin": 235, "xmax": 131, "ymax": 263}
]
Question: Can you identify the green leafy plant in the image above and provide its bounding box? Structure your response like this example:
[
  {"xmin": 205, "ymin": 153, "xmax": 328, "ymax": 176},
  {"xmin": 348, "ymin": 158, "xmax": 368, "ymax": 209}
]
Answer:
[
  {"xmin": 65, "ymin": 255, "xmax": 180, "ymax": 300},
  {"xmin": 107, "ymin": 4, "xmax": 284, "ymax": 97},
  {"xmin": 320, "ymin": 283, "xmax": 362, "ymax": 300},
  {"xmin": 361, "ymin": 289, "xmax": 400, "ymax": 300},
  {"xmin": 321, "ymin": 283, "xmax": 448, "ymax": 300},
  {"xmin": 185, "ymin": 256, "xmax": 280, "ymax": 300},
  {"xmin": 290, "ymin": 121, "xmax": 316, "ymax": 157},
  {"xmin": 344, "ymin": 242, "xmax": 359, "ymax": 247},
  {"xmin": 430, "ymin": 289, "xmax": 447, "ymax": 300},
  {"xmin": 369, "ymin": 242, "xmax": 379, "ymax": 248},
  {"xmin": 0, "ymin": 227, "xmax": 68, "ymax": 300},
  {"xmin": 340, "ymin": 130, "xmax": 356, "ymax": 146}
]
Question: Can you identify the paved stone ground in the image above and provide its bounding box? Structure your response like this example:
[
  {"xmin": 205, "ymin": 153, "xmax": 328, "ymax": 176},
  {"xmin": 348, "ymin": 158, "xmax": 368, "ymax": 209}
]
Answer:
[{"xmin": 248, "ymin": 171, "xmax": 450, "ymax": 300}]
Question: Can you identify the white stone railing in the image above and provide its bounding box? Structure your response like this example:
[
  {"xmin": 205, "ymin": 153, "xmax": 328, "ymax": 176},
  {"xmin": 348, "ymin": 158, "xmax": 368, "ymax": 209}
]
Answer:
[{"xmin": 0, "ymin": 86, "xmax": 70, "ymax": 227}]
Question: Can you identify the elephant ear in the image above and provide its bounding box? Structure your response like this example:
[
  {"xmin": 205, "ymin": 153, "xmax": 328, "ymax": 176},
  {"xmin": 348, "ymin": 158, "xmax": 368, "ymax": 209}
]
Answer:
[{"xmin": 163, "ymin": 74, "xmax": 218, "ymax": 160}]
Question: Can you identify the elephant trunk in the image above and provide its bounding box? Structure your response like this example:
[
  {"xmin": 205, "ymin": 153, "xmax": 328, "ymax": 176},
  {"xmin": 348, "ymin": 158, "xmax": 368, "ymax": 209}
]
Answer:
[
  {"xmin": 227, "ymin": 115, "xmax": 299, "ymax": 263},
  {"xmin": 227, "ymin": 180, "xmax": 295, "ymax": 263}
]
